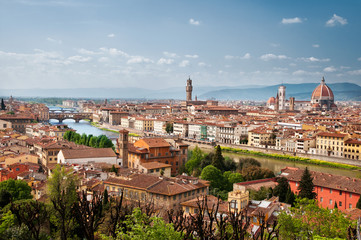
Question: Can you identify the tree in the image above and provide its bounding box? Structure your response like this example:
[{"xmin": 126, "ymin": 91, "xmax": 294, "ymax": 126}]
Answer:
[
  {"xmin": 103, "ymin": 189, "xmax": 109, "ymax": 207},
  {"xmin": 200, "ymin": 165, "xmax": 227, "ymax": 190},
  {"xmin": 356, "ymin": 195, "xmax": 361, "ymax": 209},
  {"xmin": 237, "ymin": 157, "xmax": 261, "ymax": 170},
  {"xmin": 273, "ymin": 177, "xmax": 289, "ymax": 202},
  {"xmin": 278, "ymin": 198, "xmax": 354, "ymax": 239},
  {"xmin": 105, "ymin": 208, "xmax": 182, "ymax": 240},
  {"xmin": 1, "ymin": 98, "xmax": 6, "ymax": 110},
  {"xmin": 73, "ymin": 191, "xmax": 105, "ymax": 240},
  {"xmin": 249, "ymin": 187, "xmax": 273, "ymax": 200},
  {"xmin": 224, "ymin": 157, "xmax": 237, "ymax": 172},
  {"xmin": 298, "ymin": 167, "xmax": 316, "ymax": 199},
  {"xmin": 185, "ymin": 146, "xmax": 203, "ymax": 175},
  {"xmin": 10, "ymin": 199, "xmax": 49, "ymax": 240},
  {"xmin": 285, "ymin": 185, "xmax": 296, "ymax": 206},
  {"xmin": 212, "ymin": 145, "xmax": 225, "ymax": 171},
  {"xmin": 241, "ymin": 166, "xmax": 275, "ymax": 181},
  {"xmin": 0, "ymin": 189, "xmax": 12, "ymax": 208},
  {"xmin": 48, "ymin": 165, "xmax": 78, "ymax": 240},
  {"xmin": 334, "ymin": 202, "xmax": 338, "ymax": 209},
  {"xmin": 0, "ymin": 179, "xmax": 32, "ymax": 204},
  {"xmin": 165, "ymin": 123, "xmax": 173, "ymax": 133}
]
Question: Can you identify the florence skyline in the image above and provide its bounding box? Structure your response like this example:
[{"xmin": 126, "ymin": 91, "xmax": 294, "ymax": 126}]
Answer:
[{"xmin": 1, "ymin": 0, "xmax": 361, "ymax": 90}]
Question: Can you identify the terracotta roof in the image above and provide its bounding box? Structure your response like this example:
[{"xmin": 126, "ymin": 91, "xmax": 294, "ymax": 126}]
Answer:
[
  {"xmin": 281, "ymin": 167, "xmax": 361, "ymax": 194},
  {"xmin": 61, "ymin": 148, "xmax": 116, "ymax": 159},
  {"xmin": 316, "ymin": 132, "xmax": 347, "ymax": 138},
  {"xmin": 180, "ymin": 195, "xmax": 228, "ymax": 213},
  {"xmin": 135, "ymin": 138, "xmax": 171, "ymax": 148},
  {"xmin": 311, "ymin": 78, "xmax": 334, "ymax": 100},
  {"xmin": 140, "ymin": 162, "xmax": 171, "ymax": 169}
]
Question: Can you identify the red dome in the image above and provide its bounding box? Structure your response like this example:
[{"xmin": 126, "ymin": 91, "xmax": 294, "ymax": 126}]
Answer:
[
  {"xmin": 267, "ymin": 97, "xmax": 276, "ymax": 104},
  {"xmin": 311, "ymin": 77, "xmax": 334, "ymax": 100}
]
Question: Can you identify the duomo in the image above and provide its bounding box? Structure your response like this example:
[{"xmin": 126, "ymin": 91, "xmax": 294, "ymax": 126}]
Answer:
[{"xmin": 267, "ymin": 77, "xmax": 337, "ymax": 112}]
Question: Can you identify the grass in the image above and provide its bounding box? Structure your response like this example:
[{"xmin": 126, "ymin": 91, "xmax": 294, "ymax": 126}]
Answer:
[{"xmin": 220, "ymin": 146, "xmax": 361, "ymax": 170}]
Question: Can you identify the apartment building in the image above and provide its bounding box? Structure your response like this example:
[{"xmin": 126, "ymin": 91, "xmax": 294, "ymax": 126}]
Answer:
[
  {"xmin": 316, "ymin": 132, "xmax": 349, "ymax": 157},
  {"xmin": 344, "ymin": 139, "xmax": 361, "ymax": 160}
]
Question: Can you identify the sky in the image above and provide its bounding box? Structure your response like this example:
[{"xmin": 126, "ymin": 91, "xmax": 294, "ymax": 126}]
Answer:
[{"xmin": 1, "ymin": 0, "xmax": 361, "ymax": 90}]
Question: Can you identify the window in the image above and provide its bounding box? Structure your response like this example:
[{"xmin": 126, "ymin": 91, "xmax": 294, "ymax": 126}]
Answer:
[
  {"xmin": 339, "ymin": 190, "xmax": 342, "ymax": 196},
  {"xmin": 350, "ymin": 193, "xmax": 352, "ymax": 198},
  {"xmin": 320, "ymin": 197, "xmax": 323, "ymax": 202},
  {"xmin": 330, "ymin": 189, "xmax": 332, "ymax": 193},
  {"xmin": 185, "ymin": 207, "xmax": 189, "ymax": 213},
  {"xmin": 158, "ymin": 153, "xmax": 161, "ymax": 156},
  {"xmin": 329, "ymin": 199, "xmax": 332, "ymax": 205},
  {"xmin": 349, "ymin": 204, "xmax": 352, "ymax": 209},
  {"xmin": 253, "ymin": 217, "xmax": 257, "ymax": 223},
  {"xmin": 339, "ymin": 201, "xmax": 342, "ymax": 207},
  {"xmin": 321, "ymin": 187, "xmax": 323, "ymax": 192},
  {"xmin": 106, "ymin": 186, "xmax": 110, "ymax": 191},
  {"xmin": 296, "ymin": 183, "xmax": 299, "ymax": 187}
]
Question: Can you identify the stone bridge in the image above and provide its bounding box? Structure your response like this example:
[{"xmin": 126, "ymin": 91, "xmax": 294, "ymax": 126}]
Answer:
[
  {"xmin": 49, "ymin": 108, "xmax": 77, "ymax": 113},
  {"xmin": 49, "ymin": 112, "xmax": 93, "ymax": 123}
]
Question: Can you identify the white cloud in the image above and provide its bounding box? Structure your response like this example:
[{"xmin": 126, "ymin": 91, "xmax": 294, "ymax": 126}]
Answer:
[
  {"xmin": 323, "ymin": 66, "xmax": 336, "ymax": 72},
  {"xmin": 185, "ymin": 54, "xmax": 199, "ymax": 58},
  {"xmin": 98, "ymin": 57, "xmax": 109, "ymax": 63},
  {"xmin": 348, "ymin": 69, "xmax": 361, "ymax": 75},
  {"xmin": 260, "ymin": 54, "xmax": 288, "ymax": 61},
  {"xmin": 241, "ymin": 53, "xmax": 251, "ymax": 59},
  {"xmin": 189, "ymin": 18, "xmax": 200, "ymax": 26},
  {"xmin": 127, "ymin": 56, "xmax": 153, "ymax": 64},
  {"xmin": 312, "ymin": 44, "xmax": 320, "ymax": 48},
  {"xmin": 163, "ymin": 51, "xmax": 178, "ymax": 58},
  {"xmin": 100, "ymin": 47, "xmax": 129, "ymax": 57},
  {"xmin": 198, "ymin": 62, "xmax": 206, "ymax": 67},
  {"xmin": 273, "ymin": 67, "xmax": 288, "ymax": 71},
  {"xmin": 157, "ymin": 58, "xmax": 174, "ymax": 65},
  {"xmin": 225, "ymin": 55, "xmax": 236, "ymax": 60},
  {"xmin": 358, "ymin": 57, "xmax": 361, "ymax": 61},
  {"xmin": 299, "ymin": 57, "xmax": 330, "ymax": 62},
  {"xmin": 326, "ymin": 14, "xmax": 347, "ymax": 27},
  {"xmin": 67, "ymin": 55, "xmax": 92, "ymax": 62},
  {"xmin": 107, "ymin": 33, "xmax": 115, "ymax": 38},
  {"xmin": 46, "ymin": 37, "xmax": 62, "ymax": 44},
  {"xmin": 78, "ymin": 48, "xmax": 99, "ymax": 55},
  {"xmin": 281, "ymin": 17, "xmax": 302, "ymax": 24},
  {"xmin": 179, "ymin": 60, "xmax": 190, "ymax": 67},
  {"xmin": 292, "ymin": 70, "xmax": 321, "ymax": 76}
]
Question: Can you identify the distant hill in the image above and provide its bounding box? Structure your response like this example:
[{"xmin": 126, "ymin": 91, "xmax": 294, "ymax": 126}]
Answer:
[
  {"xmin": 0, "ymin": 82, "xmax": 360, "ymax": 101},
  {"xmin": 199, "ymin": 82, "xmax": 361, "ymax": 101}
]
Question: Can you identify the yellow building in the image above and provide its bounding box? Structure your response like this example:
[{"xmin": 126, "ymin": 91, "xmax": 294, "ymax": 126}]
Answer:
[
  {"xmin": 248, "ymin": 129, "xmax": 276, "ymax": 147},
  {"xmin": 4, "ymin": 153, "xmax": 38, "ymax": 167},
  {"xmin": 228, "ymin": 184, "xmax": 249, "ymax": 213},
  {"xmin": 134, "ymin": 118, "xmax": 154, "ymax": 132},
  {"xmin": 344, "ymin": 139, "xmax": 361, "ymax": 160},
  {"xmin": 316, "ymin": 132, "xmax": 349, "ymax": 157}
]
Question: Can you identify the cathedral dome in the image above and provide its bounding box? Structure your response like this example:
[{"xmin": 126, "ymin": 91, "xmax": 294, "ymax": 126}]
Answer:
[
  {"xmin": 267, "ymin": 97, "xmax": 276, "ymax": 104},
  {"xmin": 311, "ymin": 77, "xmax": 334, "ymax": 101}
]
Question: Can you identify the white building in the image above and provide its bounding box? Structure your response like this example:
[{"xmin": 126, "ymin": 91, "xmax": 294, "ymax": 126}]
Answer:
[{"xmin": 58, "ymin": 148, "xmax": 118, "ymax": 165}]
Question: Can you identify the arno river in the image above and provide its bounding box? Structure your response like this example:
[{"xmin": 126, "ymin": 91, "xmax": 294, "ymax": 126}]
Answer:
[{"xmin": 49, "ymin": 107, "xmax": 360, "ymax": 178}]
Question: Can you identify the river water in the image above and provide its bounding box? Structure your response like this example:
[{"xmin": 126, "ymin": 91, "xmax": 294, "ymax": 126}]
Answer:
[{"xmin": 48, "ymin": 107, "xmax": 360, "ymax": 178}]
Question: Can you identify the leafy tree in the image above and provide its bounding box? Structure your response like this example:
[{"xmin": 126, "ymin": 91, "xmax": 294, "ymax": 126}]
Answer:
[
  {"xmin": 224, "ymin": 157, "xmax": 237, "ymax": 172},
  {"xmin": 200, "ymin": 165, "xmax": 227, "ymax": 190},
  {"xmin": 48, "ymin": 165, "xmax": 78, "ymax": 240},
  {"xmin": 165, "ymin": 123, "xmax": 173, "ymax": 133},
  {"xmin": 273, "ymin": 177, "xmax": 289, "ymax": 202},
  {"xmin": 241, "ymin": 166, "xmax": 275, "ymax": 181},
  {"xmin": 104, "ymin": 208, "xmax": 182, "ymax": 240},
  {"xmin": 185, "ymin": 146, "xmax": 203, "ymax": 175},
  {"xmin": 356, "ymin": 195, "xmax": 361, "ymax": 209},
  {"xmin": 237, "ymin": 157, "xmax": 261, "ymax": 170},
  {"xmin": 224, "ymin": 171, "xmax": 243, "ymax": 191},
  {"xmin": 249, "ymin": 187, "xmax": 272, "ymax": 200},
  {"xmin": 10, "ymin": 199, "xmax": 49, "ymax": 240},
  {"xmin": 80, "ymin": 133, "xmax": 87, "ymax": 145},
  {"xmin": 0, "ymin": 179, "xmax": 32, "ymax": 204},
  {"xmin": 298, "ymin": 167, "xmax": 316, "ymax": 199},
  {"xmin": 278, "ymin": 198, "xmax": 354, "ymax": 239},
  {"xmin": 199, "ymin": 152, "xmax": 213, "ymax": 169},
  {"xmin": 212, "ymin": 145, "xmax": 225, "ymax": 171}
]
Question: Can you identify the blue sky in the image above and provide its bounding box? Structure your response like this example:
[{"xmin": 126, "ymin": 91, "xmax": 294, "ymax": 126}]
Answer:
[{"xmin": 1, "ymin": 0, "xmax": 361, "ymax": 89}]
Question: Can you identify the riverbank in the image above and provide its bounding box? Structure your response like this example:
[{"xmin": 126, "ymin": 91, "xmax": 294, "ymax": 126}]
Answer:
[{"xmin": 183, "ymin": 140, "xmax": 361, "ymax": 172}]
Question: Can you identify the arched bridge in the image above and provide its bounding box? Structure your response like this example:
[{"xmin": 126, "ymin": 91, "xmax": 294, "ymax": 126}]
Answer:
[{"xmin": 49, "ymin": 112, "xmax": 93, "ymax": 123}]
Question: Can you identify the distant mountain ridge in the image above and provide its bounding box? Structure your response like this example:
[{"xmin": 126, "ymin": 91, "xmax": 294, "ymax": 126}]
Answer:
[{"xmin": 0, "ymin": 82, "xmax": 360, "ymax": 101}]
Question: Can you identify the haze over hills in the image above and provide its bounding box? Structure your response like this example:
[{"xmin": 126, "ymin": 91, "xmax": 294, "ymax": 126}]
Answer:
[{"xmin": 0, "ymin": 82, "xmax": 360, "ymax": 101}]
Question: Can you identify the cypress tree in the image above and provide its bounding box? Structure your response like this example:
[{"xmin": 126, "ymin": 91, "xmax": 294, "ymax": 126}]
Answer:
[
  {"xmin": 1, "ymin": 98, "xmax": 6, "ymax": 111},
  {"xmin": 103, "ymin": 189, "xmax": 109, "ymax": 206},
  {"xmin": 298, "ymin": 167, "xmax": 317, "ymax": 199},
  {"xmin": 273, "ymin": 177, "xmax": 289, "ymax": 202},
  {"xmin": 212, "ymin": 145, "xmax": 225, "ymax": 171},
  {"xmin": 356, "ymin": 195, "xmax": 361, "ymax": 209},
  {"xmin": 285, "ymin": 185, "xmax": 296, "ymax": 206},
  {"xmin": 334, "ymin": 202, "xmax": 338, "ymax": 209}
]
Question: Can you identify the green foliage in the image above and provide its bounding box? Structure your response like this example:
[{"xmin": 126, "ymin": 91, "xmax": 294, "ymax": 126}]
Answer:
[
  {"xmin": 0, "ymin": 179, "xmax": 33, "ymax": 206},
  {"xmin": 241, "ymin": 166, "xmax": 275, "ymax": 181},
  {"xmin": 237, "ymin": 157, "xmax": 261, "ymax": 170},
  {"xmin": 212, "ymin": 145, "xmax": 225, "ymax": 171},
  {"xmin": 0, "ymin": 98, "xmax": 6, "ymax": 111},
  {"xmin": 102, "ymin": 208, "xmax": 182, "ymax": 240},
  {"xmin": 63, "ymin": 130, "xmax": 114, "ymax": 149},
  {"xmin": 298, "ymin": 167, "xmax": 316, "ymax": 200},
  {"xmin": 273, "ymin": 177, "xmax": 289, "ymax": 202},
  {"xmin": 185, "ymin": 146, "xmax": 203, "ymax": 175},
  {"xmin": 224, "ymin": 171, "xmax": 243, "ymax": 187},
  {"xmin": 220, "ymin": 146, "xmax": 360, "ymax": 170},
  {"xmin": 285, "ymin": 185, "xmax": 296, "ymax": 206},
  {"xmin": 0, "ymin": 210, "xmax": 16, "ymax": 235},
  {"xmin": 201, "ymin": 165, "xmax": 227, "ymax": 190},
  {"xmin": 278, "ymin": 198, "xmax": 355, "ymax": 239},
  {"xmin": 165, "ymin": 123, "xmax": 173, "ymax": 133},
  {"xmin": 48, "ymin": 165, "xmax": 78, "ymax": 240},
  {"xmin": 249, "ymin": 187, "xmax": 272, "ymax": 200},
  {"xmin": 224, "ymin": 157, "xmax": 237, "ymax": 171},
  {"xmin": 356, "ymin": 195, "xmax": 361, "ymax": 209}
]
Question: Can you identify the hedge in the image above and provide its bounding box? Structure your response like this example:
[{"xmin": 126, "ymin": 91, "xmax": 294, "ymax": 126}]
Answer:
[{"xmin": 219, "ymin": 146, "xmax": 360, "ymax": 170}]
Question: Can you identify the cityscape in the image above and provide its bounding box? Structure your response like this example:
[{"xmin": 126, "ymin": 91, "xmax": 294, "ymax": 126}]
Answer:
[{"xmin": 1, "ymin": 0, "xmax": 361, "ymax": 239}]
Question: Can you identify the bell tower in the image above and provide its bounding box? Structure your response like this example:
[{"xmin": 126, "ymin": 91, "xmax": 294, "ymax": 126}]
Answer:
[
  {"xmin": 186, "ymin": 77, "xmax": 193, "ymax": 101},
  {"xmin": 118, "ymin": 129, "xmax": 129, "ymax": 168},
  {"xmin": 278, "ymin": 85, "xmax": 286, "ymax": 111}
]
